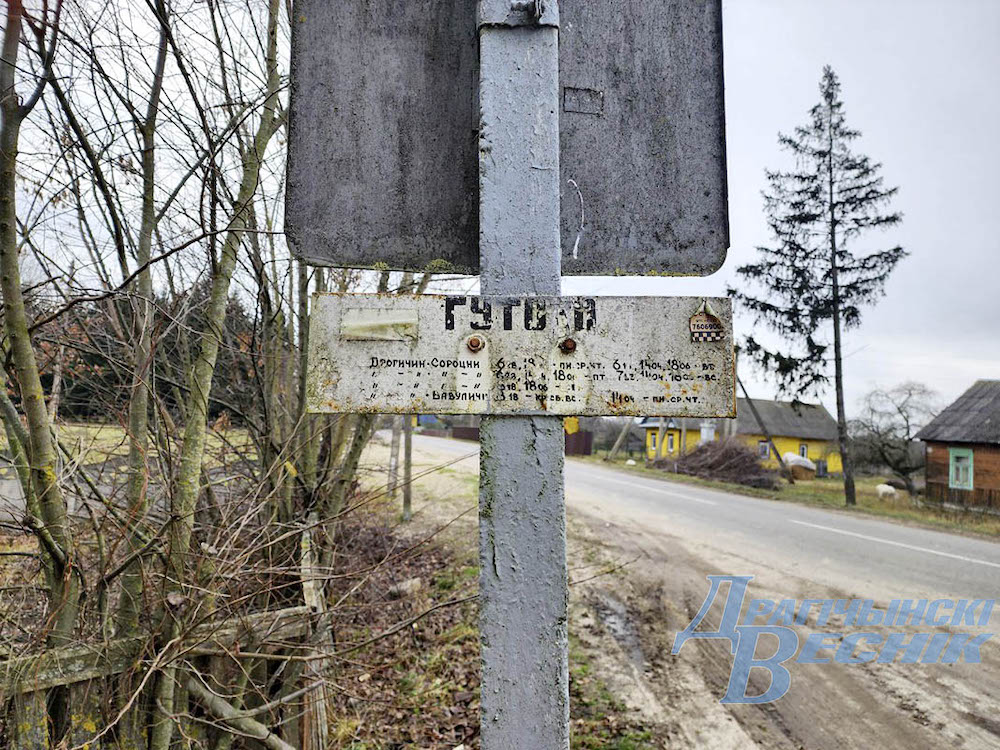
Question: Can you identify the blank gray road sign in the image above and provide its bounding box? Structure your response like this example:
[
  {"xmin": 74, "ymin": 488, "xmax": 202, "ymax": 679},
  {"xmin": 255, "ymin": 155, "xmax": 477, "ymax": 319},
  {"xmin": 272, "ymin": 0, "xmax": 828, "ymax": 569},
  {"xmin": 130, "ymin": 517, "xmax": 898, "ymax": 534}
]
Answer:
[
  {"xmin": 306, "ymin": 295, "xmax": 735, "ymax": 417},
  {"xmin": 287, "ymin": 0, "xmax": 728, "ymax": 276}
]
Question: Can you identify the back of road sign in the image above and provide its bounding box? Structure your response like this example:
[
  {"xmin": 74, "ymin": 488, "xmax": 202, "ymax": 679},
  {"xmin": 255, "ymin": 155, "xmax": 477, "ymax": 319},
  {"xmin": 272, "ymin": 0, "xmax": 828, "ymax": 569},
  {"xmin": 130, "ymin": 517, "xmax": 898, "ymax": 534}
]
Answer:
[{"xmin": 287, "ymin": 0, "xmax": 728, "ymax": 276}]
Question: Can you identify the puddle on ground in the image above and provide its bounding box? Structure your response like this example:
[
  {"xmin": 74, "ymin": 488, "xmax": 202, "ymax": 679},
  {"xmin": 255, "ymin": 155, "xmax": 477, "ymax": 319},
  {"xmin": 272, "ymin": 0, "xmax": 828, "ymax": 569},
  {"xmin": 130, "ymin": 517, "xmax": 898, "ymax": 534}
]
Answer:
[{"xmin": 592, "ymin": 592, "xmax": 647, "ymax": 668}]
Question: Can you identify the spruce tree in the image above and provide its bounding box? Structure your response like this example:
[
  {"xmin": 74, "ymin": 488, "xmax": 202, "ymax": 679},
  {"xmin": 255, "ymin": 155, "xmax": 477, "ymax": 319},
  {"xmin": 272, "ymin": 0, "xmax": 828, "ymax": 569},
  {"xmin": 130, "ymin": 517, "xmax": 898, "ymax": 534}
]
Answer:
[{"xmin": 730, "ymin": 66, "xmax": 905, "ymax": 506}]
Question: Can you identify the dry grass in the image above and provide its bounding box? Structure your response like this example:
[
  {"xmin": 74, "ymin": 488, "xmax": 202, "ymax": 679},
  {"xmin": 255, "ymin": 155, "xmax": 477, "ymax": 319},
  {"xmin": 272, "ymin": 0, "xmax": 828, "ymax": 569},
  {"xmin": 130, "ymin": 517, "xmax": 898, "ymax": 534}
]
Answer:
[
  {"xmin": 3, "ymin": 422, "xmax": 260, "ymax": 469},
  {"xmin": 353, "ymin": 437, "xmax": 665, "ymax": 748}
]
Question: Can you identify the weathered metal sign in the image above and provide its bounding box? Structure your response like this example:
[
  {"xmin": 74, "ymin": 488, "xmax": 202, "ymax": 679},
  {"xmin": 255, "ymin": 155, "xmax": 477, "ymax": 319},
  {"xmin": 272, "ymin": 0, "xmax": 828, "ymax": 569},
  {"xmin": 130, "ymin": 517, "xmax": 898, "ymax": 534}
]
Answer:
[
  {"xmin": 286, "ymin": 0, "xmax": 727, "ymax": 276},
  {"xmin": 307, "ymin": 295, "xmax": 735, "ymax": 417}
]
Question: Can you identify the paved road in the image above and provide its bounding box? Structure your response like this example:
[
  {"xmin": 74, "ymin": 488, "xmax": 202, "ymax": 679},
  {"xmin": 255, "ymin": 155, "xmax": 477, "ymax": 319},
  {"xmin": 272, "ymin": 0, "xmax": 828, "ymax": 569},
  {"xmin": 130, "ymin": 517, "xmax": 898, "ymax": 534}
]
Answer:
[{"xmin": 411, "ymin": 433, "xmax": 1000, "ymax": 601}]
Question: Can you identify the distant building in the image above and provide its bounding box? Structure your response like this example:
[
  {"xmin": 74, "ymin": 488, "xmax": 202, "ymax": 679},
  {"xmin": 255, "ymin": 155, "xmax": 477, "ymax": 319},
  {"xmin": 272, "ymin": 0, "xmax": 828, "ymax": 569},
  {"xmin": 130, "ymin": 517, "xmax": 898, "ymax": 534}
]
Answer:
[
  {"xmin": 641, "ymin": 398, "xmax": 843, "ymax": 474},
  {"xmin": 916, "ymin": 380, "xmax": 1000, "ymax": 508},
  {"xmin": 733, "ymin": 399, "xmax": 842, "ymax": 474},
  {"xmin": 639, "ymin": 417, "xmax": 702, "ymax": 460}
]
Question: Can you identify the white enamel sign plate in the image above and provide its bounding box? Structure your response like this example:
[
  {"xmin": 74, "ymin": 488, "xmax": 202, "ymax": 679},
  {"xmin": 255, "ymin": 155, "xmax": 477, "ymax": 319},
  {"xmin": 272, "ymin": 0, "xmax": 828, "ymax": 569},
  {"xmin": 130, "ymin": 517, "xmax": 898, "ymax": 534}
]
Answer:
[{"xmin": 307, "ymin": 295, "xmax": 735, "ymax": 417}]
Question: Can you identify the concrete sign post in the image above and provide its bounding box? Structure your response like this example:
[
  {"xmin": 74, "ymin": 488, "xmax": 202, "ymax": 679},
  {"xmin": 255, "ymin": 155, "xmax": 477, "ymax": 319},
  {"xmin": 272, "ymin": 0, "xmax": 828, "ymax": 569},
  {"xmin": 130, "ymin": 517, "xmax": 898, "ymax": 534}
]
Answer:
[{"xmin": 475, "ymin": 4, "xmax": 568, "ymax": 746}]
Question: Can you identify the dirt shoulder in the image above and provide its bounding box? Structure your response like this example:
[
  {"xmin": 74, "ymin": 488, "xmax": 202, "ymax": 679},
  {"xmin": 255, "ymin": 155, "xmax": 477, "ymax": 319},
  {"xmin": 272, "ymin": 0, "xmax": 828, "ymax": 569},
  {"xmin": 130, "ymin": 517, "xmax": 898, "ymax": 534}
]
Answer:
[
  {"xmin": 349, "ymin": 435, "xmax": 667, "ymax": 748},
  {"xmin": 565, "ymin": 505, "xmax": 1000, "ymax": 750}
]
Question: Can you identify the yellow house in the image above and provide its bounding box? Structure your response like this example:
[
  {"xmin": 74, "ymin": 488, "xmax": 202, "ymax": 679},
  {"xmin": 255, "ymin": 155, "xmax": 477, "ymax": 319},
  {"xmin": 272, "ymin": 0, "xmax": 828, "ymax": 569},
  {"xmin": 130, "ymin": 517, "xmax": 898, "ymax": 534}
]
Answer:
[
  {"xmin": 641, "ymin": 417, "xmax": 708, "ymax": 460},
  {"xmin": 642, "ymin": 399, "xmax": 843, "ymax": 475},
  {"xmin": 735, "ymin": 399, "xmax": 843, "ymax": 474}
]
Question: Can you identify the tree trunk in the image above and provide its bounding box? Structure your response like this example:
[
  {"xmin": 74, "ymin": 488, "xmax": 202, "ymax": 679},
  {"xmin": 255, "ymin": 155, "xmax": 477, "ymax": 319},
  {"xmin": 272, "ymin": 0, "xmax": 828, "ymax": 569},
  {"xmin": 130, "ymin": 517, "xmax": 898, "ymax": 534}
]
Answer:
[
  {"xmin": 150, "ymin": 3, "xmax": 284, "ymax": 739},
  {"xmin": 830, "ymin": 270, "xmax": 855, "ymax": 505},
  {"xmin": 1, "ymin": 10, "xmax": 81, "ymax": 657},
  {"xmin": 47, "ymin": 344, "xmax": 64, "ymax": 422},
  {"xmin": 119, "ymin": 19, "xmax": 169, "ymax": 637},
  {"xmin": 296, "ymin": 260, "xmax": 320, "ymax": 494},
  {"xmin": 402, "ymin": 416, "xmax": 413, "ymax": 521},
  {"xmin": 388, "ymin": 416, "xmax": 402, "ymax": 498},
  {"xmin": 827, "ymin": 100, "xmax": 857, "ymax": 506},
  {"xmin": 151, "ymin": 159, "xmax": 268, "ymax": 750},
  {"xmin": 1, "ymin": 16, "xmax": 81, "ymax": 745},
  {"xmin": 248, "ymin": 213, "xmax": 291, "ymax": 508}
]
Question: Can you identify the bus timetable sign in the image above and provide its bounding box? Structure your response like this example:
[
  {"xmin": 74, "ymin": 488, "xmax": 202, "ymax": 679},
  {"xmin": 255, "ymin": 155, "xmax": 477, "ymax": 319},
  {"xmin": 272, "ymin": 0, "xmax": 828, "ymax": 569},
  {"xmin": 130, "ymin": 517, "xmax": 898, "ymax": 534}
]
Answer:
[
  {"xmin": 287, "ymin": 0, "xmax": 728, "ymax": 277},
  {"xmin": 294, "ymin": 4, "xmax": 732, "ymax": 745},
  {"xmin": 307, "ymin": 294, "xmax": 736, "ymax": 417}
]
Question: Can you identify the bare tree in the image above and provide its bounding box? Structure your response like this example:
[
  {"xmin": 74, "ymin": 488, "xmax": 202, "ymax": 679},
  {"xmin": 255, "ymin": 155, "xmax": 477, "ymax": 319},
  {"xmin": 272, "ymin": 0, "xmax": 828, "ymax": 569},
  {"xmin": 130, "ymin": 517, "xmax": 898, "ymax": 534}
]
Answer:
[
  {"xmin": 853, "ymin": 382, "xmax": 937, "ymax": 495},
  {"xmin": 0, "ymin": 0, "xmax": 460, "ymax": 745}
]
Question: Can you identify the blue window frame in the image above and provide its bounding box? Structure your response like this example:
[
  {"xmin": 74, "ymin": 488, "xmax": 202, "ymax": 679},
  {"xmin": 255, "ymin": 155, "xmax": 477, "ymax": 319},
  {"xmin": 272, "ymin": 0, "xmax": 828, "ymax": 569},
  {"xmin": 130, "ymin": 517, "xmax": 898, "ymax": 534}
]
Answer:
[{"xmin": 949, "ymin": 448, "xmax": 974, "ymax": 490}]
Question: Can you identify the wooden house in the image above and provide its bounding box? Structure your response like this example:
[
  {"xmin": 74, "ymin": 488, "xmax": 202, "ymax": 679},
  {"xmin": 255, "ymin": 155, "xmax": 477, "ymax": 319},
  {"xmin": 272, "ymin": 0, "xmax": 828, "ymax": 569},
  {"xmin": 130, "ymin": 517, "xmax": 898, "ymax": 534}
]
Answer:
[
  {"xmin": 640, "ymin": 417, "xmax": 721, "ymax": 460},
  {"xmin": 642, "ymin": 398, "xmax": 843, "ymax": 474},
  {"xmin": 641, "ymin": 417, "xmax": 682, "ymax": 460},
  {"xmin": 916, "ymin": 380, "xmax": 1000, "ymax": 509},
  {"xmin": 732, "ymin": 398, "xmax": 842, "ymax": 474}
]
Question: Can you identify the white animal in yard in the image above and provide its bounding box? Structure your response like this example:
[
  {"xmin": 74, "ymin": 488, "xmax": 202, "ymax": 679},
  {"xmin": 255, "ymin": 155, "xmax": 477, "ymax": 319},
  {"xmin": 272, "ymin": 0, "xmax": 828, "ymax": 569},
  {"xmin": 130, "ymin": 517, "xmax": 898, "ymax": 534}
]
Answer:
[{"xmin": 876, "ymin": 484, "xmax": 898, "ymax": 500}]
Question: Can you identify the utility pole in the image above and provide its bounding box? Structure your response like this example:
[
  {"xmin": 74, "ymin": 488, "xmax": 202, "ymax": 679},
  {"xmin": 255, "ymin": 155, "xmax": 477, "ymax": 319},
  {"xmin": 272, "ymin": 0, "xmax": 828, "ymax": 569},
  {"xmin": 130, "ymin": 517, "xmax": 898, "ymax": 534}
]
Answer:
[
  {"xmin": 738, "ymin": 375, "xmax": 793, "ymax": 483},
  {"xmin": 605, "ymin": 418, "xmax": 631, "ymax": 462},
  {"xmin": 477, "ymin": 2, "xmax": 568, "ymax": 746}
]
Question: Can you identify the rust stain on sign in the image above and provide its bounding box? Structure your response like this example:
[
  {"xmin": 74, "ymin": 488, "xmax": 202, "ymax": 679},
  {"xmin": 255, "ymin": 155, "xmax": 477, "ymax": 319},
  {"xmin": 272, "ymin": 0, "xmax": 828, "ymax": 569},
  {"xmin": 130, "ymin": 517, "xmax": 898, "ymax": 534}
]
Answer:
[{"xmin": 307, "ymin": 295, "xmax": 736, "ymax": 418}]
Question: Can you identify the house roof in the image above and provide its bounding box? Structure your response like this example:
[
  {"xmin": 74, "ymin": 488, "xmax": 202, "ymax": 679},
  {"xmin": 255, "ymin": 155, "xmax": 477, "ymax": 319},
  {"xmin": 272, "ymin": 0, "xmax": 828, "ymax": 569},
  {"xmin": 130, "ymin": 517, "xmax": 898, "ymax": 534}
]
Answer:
[
  {"xmin": 638, "ymin": 417, "xmax": 679, "ymax": 429},
  {"xmin": 734, "ymin": 398, "xmax": 838, "ymax": 441},
  {"xmin": 915, "ymin": 380, "xmax": 1000, "ymax": 445}
]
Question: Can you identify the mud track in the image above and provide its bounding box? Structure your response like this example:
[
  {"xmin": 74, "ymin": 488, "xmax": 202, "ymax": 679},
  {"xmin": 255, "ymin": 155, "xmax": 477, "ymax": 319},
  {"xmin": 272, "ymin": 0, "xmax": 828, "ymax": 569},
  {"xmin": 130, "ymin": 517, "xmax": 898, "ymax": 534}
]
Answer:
[{"xmin": 570, "ymin": 510, "xmax": 1000, "ymax": 749}]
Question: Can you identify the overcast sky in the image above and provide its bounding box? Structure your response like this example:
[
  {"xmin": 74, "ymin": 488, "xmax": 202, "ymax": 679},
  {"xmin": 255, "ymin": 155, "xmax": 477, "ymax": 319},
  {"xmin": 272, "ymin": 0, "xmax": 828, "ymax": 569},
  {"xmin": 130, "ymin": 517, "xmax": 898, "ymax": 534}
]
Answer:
[{"xmin": 563, "ymin": 0, "xmax": 1000, "ymax": 417}]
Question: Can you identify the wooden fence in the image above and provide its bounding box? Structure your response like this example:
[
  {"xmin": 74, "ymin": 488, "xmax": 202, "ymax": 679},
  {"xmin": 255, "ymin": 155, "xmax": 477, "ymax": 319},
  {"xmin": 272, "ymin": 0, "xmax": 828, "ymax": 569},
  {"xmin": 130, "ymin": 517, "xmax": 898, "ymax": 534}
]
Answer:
[
  {"xmin": 2, "ymin": 523, "xmax": 329, "ymax": 749},
  {"xmin": 924, "ymin": 482, "xmax": 1000, "ymax": 511}
]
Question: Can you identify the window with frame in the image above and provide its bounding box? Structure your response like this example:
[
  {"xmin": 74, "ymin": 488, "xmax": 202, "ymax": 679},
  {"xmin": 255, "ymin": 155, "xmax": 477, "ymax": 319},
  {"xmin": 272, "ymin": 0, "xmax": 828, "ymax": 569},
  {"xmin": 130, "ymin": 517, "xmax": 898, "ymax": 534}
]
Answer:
[
  {"xmin": 949, "ymin": 448, "xmax": 974, "ymax": 490},
  {"xmin": 799, "ymin": 444, "xmax": 809, "ymax": 459},
  {"xmin": 758, "ymin": 441, "xmax": 769, "ymax": 460},
  {"xmin": 667, "ymin": 433, "xmax": 675, "ymax": 453},
  {"xmin": 649, "ymin": 432, "xmax": 658, "ymax": 454}
]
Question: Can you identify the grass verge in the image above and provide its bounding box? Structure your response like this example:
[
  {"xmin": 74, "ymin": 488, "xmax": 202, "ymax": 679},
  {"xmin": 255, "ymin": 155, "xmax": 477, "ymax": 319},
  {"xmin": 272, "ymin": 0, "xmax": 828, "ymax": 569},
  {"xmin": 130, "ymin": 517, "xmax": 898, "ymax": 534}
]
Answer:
[{"xmin": 326, "ymin": 498, "xmax": 663, "ymax": 749}]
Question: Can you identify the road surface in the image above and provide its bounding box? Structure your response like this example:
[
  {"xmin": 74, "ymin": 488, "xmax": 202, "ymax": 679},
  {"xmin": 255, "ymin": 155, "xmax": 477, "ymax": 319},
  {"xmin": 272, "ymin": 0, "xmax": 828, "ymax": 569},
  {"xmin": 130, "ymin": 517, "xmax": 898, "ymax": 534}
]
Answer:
[{"xmin": 411, "ymin": 432, "xmax": 1000, "ymax": 600}]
